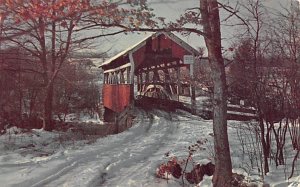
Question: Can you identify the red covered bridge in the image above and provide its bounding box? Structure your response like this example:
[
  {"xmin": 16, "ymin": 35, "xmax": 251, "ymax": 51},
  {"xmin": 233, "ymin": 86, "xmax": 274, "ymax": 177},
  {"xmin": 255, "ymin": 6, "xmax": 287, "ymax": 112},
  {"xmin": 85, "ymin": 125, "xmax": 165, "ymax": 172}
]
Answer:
[{"xmin": 100, "ymin": 32, "xmax": 201, "ymax": 121}]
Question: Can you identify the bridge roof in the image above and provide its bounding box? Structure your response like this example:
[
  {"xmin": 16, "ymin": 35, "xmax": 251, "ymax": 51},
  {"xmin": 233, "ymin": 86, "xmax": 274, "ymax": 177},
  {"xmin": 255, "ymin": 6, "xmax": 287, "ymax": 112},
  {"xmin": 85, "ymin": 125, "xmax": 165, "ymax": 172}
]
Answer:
[{"xmin": 99, "ymin": 32, "xmax": 201, "ymax": 71}]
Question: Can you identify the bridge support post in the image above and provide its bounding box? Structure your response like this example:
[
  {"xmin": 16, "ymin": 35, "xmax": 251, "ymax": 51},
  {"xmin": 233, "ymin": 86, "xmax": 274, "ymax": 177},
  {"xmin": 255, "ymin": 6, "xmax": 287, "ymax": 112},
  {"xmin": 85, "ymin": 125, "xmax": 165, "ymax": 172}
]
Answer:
[
  {"xmin": 137, "ymin": 74, "xmax": 140, "ymax": 93},
  {"xmin": 114, "ymin": 113, "xmax": 119, "ymax": 134},
  {"xmin": 176, "ymin": 66, "xmax": 181, "ymax": 101},
  {"xmin": 190, "ymin": 59, "xmax": 196, "ymax": 114},
  {"xmin": 190, "ymin": 82, "xmax": 196, "ymax": 114}
]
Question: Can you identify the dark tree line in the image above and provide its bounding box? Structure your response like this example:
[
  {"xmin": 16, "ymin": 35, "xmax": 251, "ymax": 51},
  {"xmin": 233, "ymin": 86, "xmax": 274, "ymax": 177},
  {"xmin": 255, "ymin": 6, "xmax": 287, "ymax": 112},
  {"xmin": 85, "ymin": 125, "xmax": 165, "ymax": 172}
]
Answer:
[{"xmin": 0, "ymin": 47, "xmax": 101, "ymax": 130}]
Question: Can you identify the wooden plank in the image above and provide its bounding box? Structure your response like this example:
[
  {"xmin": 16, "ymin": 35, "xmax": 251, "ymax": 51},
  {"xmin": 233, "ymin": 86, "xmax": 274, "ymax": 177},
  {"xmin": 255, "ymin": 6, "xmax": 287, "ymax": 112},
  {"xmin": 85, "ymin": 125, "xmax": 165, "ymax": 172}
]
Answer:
[{"xmin": 103, "ymin": 84, "xmax": 133, "ymax": 113}]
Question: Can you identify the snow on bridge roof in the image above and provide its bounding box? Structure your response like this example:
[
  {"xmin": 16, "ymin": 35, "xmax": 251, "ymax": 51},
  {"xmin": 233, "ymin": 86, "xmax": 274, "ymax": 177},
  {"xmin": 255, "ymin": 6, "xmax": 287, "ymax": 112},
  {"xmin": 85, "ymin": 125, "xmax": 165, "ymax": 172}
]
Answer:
[{"xmin": 99, "ymin": 32, "xmax": 202, "ymax": 69}]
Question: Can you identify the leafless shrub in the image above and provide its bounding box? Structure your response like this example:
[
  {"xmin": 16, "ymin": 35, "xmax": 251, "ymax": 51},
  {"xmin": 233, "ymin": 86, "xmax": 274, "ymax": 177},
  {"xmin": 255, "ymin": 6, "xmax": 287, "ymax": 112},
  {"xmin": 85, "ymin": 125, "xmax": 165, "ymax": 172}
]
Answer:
[{"xmin": 236, "ymin": 122, "xmax": 263, "ymax": 176}]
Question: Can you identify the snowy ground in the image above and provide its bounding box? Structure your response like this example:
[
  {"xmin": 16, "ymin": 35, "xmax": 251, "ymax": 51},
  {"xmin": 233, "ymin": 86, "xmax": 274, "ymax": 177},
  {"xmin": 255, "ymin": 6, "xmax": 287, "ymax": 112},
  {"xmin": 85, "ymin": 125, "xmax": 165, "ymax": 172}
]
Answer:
[{"xmin": 0, "ymin": 109, "xmax": 299, "ymax": 187}]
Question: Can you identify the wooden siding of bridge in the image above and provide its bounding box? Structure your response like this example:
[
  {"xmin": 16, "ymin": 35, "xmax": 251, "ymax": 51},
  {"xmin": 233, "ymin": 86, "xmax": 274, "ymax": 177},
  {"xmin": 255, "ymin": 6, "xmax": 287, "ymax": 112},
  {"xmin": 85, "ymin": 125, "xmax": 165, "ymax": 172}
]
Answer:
[
  {"xmin": 132, "ymin": 35, "xmax": 189, "ymax": 71},
  {"xmin": 103, "ymin": 84, "xmax": 133, "ymax": 113},
  {"xmin": 150, "ymin": 34, "xmax": 187, "ymax": 59}
]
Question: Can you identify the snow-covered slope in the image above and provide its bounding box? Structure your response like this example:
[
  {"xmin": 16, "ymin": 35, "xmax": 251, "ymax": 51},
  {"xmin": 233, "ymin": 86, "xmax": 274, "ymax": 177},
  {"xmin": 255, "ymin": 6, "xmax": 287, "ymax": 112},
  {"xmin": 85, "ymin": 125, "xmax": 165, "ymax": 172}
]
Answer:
[{"xmin": 0, "ymin": 109, "xmax": 299, "ymax": 187}]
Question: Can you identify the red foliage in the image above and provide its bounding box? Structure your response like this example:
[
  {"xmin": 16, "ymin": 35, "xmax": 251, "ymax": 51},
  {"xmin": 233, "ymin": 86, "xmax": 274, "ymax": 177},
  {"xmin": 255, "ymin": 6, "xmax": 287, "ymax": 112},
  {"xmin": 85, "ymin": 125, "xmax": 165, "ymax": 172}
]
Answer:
[
  {"xmin": 156, "ymin": 139, "xmax": 214, "ymax": 185},
  {"xmin": 185, "ymin": 162, "xmax": 215, "ymax": 184},
  {"xmin": 185, "ymin": 164, "xmax": 204, "ymax": 184},
  {"xmin": 156, "ymin": 157, "xmax": 182, "ymax": 179}
]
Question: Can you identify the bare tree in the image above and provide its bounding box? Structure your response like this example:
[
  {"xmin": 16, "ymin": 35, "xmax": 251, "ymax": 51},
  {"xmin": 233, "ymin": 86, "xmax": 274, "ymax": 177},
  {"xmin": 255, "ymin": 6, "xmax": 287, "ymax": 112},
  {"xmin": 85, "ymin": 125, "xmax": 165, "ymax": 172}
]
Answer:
[
  {"xmin": 199, "ymin": 0, "xmax": 232, "ymax": 185},
  {"xmin": 234, "ymin": 0, "xmax": 272, "ymax": 174},
  {"xmin": 0, "ymin": 0, "xmax": 155, "ymax": 130}
]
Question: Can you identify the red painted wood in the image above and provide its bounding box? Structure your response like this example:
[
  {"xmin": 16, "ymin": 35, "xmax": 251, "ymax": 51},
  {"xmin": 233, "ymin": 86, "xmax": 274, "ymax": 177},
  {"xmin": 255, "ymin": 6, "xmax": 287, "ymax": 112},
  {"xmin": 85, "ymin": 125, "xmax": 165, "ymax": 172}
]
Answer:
[
  {"xmin": 133, "ymin": 45, "xmax": 146, "ymax": 70},
  {"xmin": 171, "ymin": 41, "xmax": 188, "ymax": 59},
  {"xmin": 103, "ymin": 84, "xmax": 133, "ymax": 113},
  {"xmin": 151, "ymin": 35, "xmax": 190, "ymax": 59},
  {"xmin": 132, "ymin": 34, "xmax": 190, "ymax": 68}
]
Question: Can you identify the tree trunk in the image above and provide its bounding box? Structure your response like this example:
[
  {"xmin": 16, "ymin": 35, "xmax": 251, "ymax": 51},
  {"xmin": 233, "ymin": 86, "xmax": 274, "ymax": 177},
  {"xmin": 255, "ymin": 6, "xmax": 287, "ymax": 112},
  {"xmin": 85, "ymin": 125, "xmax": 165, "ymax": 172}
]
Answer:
[
  {"xmin": 43, "ymin": 82, "xmax": 54, "ymax": 131},
  {"xmin": 259, "ymin": 117, "xmax": 269, "ymax": 174},
  {"xmin": 289, "ymin": 149, "xmax": 300, "ymax": 179},
  {"xmin": 43, "ymin": 16, "xmax": 57, "ymax": 131},
  {"xmin": 210, "ymin": 53, "xmax": 233, "ymax": 186},
  {"xmin": 200, "ymin": 0, "xmax": 232, "ymax": 186}
]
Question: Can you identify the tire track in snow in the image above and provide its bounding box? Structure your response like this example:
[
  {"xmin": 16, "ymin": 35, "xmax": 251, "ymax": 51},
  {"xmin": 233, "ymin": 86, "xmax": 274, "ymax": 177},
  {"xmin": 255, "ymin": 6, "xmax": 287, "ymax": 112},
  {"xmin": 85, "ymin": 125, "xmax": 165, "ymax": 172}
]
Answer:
[
  {"xmin": 11, "ymin": 110, "xmax": 149, "ymax": 187},
  {"xmin": 98, "ymin": 110, "xmax": 210, "ymax": 187},
  {"xmin": 12, "ymin": 109, "xmax": 177, "ymax": 187},
  {"xmin": 96, "ymin": 110, "xmax": 179, "ymax": 187}
]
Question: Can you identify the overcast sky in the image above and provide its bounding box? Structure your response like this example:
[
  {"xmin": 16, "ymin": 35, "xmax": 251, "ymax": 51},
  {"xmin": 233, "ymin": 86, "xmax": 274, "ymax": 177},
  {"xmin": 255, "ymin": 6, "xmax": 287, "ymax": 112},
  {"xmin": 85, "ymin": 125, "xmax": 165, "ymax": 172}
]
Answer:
[{"xmin": 98, "ymin": 0, "xmax": 295, "ymax": 56}]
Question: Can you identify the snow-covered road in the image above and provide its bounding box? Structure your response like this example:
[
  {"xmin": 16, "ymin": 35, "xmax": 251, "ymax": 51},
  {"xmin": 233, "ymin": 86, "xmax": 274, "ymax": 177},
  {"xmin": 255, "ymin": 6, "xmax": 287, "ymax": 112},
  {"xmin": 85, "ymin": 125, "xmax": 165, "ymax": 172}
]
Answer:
[
  {"xmin": 1, "ymin": 110, "xmax": 210, "ymax": 187},
  {"xmin": 1, "ymin": 109, "xmax": 299, "ymax": 187}
]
